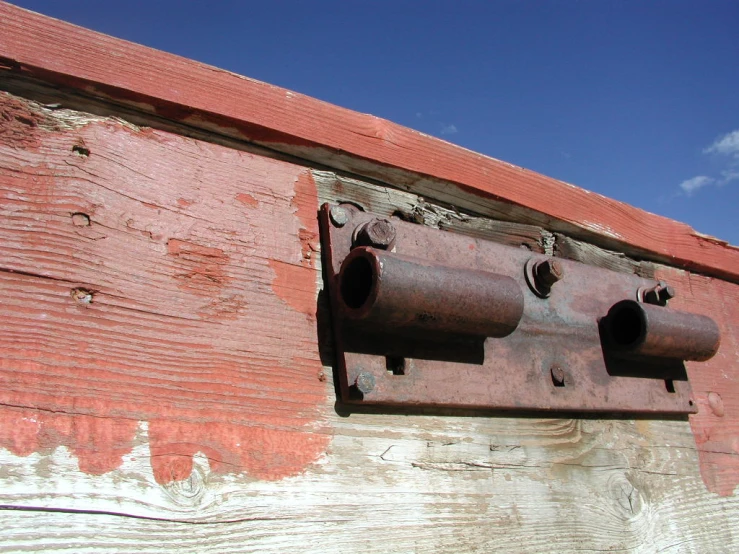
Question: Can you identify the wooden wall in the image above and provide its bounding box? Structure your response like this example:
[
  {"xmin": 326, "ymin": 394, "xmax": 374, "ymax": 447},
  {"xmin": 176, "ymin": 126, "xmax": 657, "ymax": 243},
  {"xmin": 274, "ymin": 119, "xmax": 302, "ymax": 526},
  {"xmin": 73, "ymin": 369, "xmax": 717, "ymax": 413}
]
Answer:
[{"xmin": 1, "ymin": 87, "xmax": 738, "ymax": 553}]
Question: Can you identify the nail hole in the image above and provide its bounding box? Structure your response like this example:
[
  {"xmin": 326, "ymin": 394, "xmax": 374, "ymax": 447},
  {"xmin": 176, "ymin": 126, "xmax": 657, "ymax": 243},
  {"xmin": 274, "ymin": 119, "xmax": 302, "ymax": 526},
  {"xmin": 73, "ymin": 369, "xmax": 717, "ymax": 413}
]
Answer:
[
  {"xmin": 689, "ymin": 399, "xmax": 694, "ymax": 406},
  {"xmin": 71, "ymin": 212, "xmax": 91, "ymax": 227},
  {"xmin": 72, "ymin": 144, "xmax": 90, "ymax": 157},
  {"xmin": 665, "ymin": 380, "xmax": 676, "ymax": 393},
  {"xmin": 386, "ymin": 356, "xmax": 406, "ymax": 376},
  {"xmin": 70, "ymin": 287, "xmax": 94, "ymax": 305}
]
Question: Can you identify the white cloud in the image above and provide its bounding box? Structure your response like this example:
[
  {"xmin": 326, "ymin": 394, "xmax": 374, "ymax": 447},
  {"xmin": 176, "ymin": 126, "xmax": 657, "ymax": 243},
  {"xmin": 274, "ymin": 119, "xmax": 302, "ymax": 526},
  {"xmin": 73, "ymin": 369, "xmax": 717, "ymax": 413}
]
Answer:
[
  {"xmin": 679, "ymin": 175, "xmax": 714, "ymax": 195},
  {"xmin": 703, "ymin": 129, "xmax": 739, "ymax": 158},
  {"xmin": 676, "ymin": 128, "xmax": 739, "ymax": 195},
  {"xmin": 720, "ymin": 169, "xmax": 739, "ymax": 184},
  {"xmin": 440, "ymin": 124, "xmax": 458, "ymax": 135}
]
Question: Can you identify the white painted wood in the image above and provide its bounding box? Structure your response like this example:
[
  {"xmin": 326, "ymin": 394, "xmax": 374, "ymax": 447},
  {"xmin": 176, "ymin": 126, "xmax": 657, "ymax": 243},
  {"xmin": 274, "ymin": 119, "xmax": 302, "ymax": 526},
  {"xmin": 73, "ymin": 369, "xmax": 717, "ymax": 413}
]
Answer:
[{"xmin": 1, "ymin": 413, "xmax": 737, "ymax": 552}]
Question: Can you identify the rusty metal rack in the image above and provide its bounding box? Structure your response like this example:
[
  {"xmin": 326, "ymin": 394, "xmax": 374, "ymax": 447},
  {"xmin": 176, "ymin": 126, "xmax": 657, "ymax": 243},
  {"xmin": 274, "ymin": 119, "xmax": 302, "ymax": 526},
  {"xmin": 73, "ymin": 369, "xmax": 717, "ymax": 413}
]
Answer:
[{"xmin": 319, "ymin": 203, "xmax": 720, "ymax": 415}]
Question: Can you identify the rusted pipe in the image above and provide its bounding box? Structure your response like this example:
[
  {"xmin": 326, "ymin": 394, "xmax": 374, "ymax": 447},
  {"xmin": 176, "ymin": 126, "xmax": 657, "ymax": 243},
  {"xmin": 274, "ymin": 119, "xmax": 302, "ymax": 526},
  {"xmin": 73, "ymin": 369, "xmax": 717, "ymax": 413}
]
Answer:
[
  {"xmin": 337, "ymin": 247, "xmax": 524, "ymax": 337},
  {"xmin": 604, "ymin": 299, "xmax": 720, "ymax": 362}
]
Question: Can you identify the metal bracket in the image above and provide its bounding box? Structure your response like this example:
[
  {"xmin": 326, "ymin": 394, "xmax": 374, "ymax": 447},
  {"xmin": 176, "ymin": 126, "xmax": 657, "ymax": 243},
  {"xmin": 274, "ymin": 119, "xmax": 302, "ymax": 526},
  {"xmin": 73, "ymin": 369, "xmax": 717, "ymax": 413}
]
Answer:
[{"xmin": 319, "ymin": 203, "xmax": 720, "ymax": 415}]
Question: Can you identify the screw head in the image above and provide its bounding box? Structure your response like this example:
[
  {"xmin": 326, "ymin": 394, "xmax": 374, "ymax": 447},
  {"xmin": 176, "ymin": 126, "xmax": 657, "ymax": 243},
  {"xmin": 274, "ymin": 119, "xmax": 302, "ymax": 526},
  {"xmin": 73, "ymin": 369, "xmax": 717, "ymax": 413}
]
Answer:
[
  {"xmin": 551, "ymin": 365, "xmax": 565, "ymax": 386},
  {"xmin": 329, "ymin": 205, "xmax": 349, "ymax": 227},
  {"xmin": 355, "ymin": 218, "xmax": 397, "ymax": 249},
  {"xmin": 354, "ymin": 371, "xmax": 376, "ymax": 395}
]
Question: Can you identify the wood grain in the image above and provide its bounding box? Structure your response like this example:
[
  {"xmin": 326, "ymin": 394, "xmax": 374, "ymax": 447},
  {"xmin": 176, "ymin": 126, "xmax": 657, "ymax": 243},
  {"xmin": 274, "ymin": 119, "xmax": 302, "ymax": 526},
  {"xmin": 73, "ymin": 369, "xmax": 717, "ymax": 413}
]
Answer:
[
  {"xmin": 1, "ymin": 1, "xmax": 737, "ymax": 282},
  {"xmin": 654, "ymin": 265, "xmax": 739, "ymax": 497},
  {"xmin": 2, "ymin": 91, "xmax": 739, "ymax": 552},
  {"xmin": 0, "ymin": 91, "xmax": 329, "ymax": 484}
]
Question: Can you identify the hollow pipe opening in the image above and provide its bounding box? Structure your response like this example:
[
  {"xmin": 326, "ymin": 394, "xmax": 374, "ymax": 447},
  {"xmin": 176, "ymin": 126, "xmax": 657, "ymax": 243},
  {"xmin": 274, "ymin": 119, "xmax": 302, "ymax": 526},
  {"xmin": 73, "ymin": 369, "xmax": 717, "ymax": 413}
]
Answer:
[
  {"xmin": 607, "ymin": 301, "xmax": 646, "ymax": 348},
  {"xmin": 340, "ymin": 254, "xmax": 376, "ymax": 310}
]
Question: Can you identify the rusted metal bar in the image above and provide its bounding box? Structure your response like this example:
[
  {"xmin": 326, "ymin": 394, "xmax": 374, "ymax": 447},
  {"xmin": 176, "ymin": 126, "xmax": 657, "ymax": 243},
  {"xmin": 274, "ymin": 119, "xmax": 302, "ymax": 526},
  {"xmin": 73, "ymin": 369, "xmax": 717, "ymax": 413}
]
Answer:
[
  {"xmin": 338, "ymin": 246, "xmax": 524, "ymax": 338},
  {"xmin": 604, "ymin": 300, "xmax": 721, "ymax": 362}
]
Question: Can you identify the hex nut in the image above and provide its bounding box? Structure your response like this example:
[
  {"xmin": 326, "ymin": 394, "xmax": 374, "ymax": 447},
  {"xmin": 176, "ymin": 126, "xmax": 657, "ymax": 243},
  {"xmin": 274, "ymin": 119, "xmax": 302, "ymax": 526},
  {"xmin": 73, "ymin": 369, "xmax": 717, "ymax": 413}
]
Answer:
[
  {"xmin": 354, "ymin": 218, "xmax": 396, "ymax": 249},
  {"xmin": 535, "ymin": 259, "xmax": 564, "ymax": 288}
]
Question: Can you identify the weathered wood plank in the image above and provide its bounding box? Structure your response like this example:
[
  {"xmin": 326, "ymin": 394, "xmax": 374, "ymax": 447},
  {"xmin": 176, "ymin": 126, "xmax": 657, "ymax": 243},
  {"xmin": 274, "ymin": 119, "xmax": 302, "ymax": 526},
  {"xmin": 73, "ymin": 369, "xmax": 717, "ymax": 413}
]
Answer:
[
  {"xmin": 2, "ymin": 91, "xmax": 739, "ymax": 553},
  {"xmin": 314, "ymin": 170, "xmax": 549, "ymax": 253},
  {"xmin": 654, "ymin": 266, "xmax": 739, "ymax": 498},
  {"xmin": 0, "ymin": 91, "xmax": 329, "ymax": 484},
  {"xmin": 1, "ymin": 1, "xmax": 737, "ymax": 282}
]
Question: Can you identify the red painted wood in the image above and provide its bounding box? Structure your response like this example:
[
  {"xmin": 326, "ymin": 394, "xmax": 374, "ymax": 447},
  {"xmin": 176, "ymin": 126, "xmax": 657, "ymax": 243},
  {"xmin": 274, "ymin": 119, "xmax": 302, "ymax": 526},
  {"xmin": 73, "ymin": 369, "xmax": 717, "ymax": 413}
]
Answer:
[
  {"xmin": 654, "ymin": 266, "xmax": 739, "ymax": 496},
  {"xmin": 0, "ymin": 92, "xmax": 328, "ymax": 483},
  {"xmin": 1, "ymin": 2, "xmax": 737, "ymax": 282}
]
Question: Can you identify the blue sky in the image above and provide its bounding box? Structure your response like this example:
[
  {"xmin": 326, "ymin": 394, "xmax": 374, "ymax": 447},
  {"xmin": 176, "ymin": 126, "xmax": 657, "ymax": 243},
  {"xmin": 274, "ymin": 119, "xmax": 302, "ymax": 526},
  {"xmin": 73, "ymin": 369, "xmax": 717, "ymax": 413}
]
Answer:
[{"xmin": 13, "ymin": 1, "xmax": 739, "ymax": 245}]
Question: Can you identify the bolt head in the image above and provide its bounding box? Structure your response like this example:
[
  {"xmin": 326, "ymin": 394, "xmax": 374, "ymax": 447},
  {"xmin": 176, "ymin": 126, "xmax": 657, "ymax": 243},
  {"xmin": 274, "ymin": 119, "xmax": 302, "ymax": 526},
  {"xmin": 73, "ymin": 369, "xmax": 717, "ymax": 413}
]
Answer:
[
  {"xmin": 642, "ymin": 282, "xmax": 676, "ymax": 305},
  {"xmin": 329, "ymin": 206, "xmax": 349, "ymax": 227},
  {"xmin": 551, "ymin": 365, "xmax": 565, "ymax": 386},
  {"xmin": 659, "ymin": 284, "xmax": 676, "ymax": 302},
  {"xmin": 354, "ymin": 371, "xmax": 376, "ymax": 395},
  {"xmin": 356, "ymin": 218, "xmax": 397, "ymax": 249},
  {"xmin": 535, "ymin": 259, "xmax": 564, "ymax": 288}
]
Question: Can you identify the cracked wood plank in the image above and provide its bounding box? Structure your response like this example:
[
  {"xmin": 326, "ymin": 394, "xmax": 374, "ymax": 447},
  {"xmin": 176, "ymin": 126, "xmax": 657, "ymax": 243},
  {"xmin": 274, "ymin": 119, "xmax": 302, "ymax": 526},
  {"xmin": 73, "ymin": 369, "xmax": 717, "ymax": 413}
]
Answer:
[
  {"xmin": 1, "ymin": 1, "xmax": 738, "ymax": 282},
  {"xmin": 2, "ymin": 91, "xmax": 739, "ymax": 553}
]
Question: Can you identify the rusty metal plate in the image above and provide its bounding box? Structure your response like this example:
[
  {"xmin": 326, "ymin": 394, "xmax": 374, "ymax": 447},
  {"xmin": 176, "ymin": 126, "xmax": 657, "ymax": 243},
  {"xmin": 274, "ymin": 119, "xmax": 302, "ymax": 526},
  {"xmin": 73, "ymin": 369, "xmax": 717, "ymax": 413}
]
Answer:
[{"xmin": 320, "ymin": 203, "xmax": 702, "ymax": 415}]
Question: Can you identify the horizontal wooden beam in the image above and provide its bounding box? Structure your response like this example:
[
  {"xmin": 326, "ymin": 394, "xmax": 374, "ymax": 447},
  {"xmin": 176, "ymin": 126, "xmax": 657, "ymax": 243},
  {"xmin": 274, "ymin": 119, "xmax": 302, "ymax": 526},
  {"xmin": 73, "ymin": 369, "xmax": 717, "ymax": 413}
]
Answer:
[{"xmin": 1, "ymin": 1, "xmax": 737, "ymax": 282}]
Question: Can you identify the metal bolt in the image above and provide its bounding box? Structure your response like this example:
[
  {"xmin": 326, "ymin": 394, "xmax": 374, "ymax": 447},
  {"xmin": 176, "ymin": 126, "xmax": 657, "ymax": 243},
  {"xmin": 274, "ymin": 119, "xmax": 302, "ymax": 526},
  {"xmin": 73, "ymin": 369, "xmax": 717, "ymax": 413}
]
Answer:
[
  {"xmin": 355, "ymin": 218, "xmax": 397, "ymax": 250},
  {"xmin": 329, "ymin": 205, "xmax": 349, "ymax": 227},
  {"xmin": 551, "ymin": 365, "xmax": 565, "ymax": 386},
  {"xmin": 642, "ymin": 281, "xmax": 675, "ymax": 306},
  {"xmin": 354, "ymin": 371, "xmax": 376, "ymax": 395},
  {"xmin": 534, "ymin": 259, "xmax": 564, "ymax": 288},
  {"xmin": 657, "ymin": 283, "xmax": 675, "ymax": 304}
]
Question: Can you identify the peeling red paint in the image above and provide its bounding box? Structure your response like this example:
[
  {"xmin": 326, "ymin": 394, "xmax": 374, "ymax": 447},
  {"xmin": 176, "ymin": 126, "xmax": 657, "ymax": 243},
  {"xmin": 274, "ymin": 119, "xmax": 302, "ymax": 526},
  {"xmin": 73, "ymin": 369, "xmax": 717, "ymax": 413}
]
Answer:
[
  {"xmin": 269, "ymin": 260, "xmax": 316, "ymax": 317},
  {"xmin": 0, "ymin": 406, "xmax": 138, "ymax": 474},
  {"xmin": 236, "ymin": 193, "xmax": 258, "ymax": 208},
  {"xmin": 148, "ymin": 416, "xmax": 327, "ymax": 483},
  {"xmin": 655, "ymin": 266, "xmax": 739, "ymax": 497},
  {"xmin": 294, "ymin": 172, "xmax": 319, "ymax": 267},
  {"xmin": 0, "ymin": 97, "xmax": 329, "ymax": 485}
]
